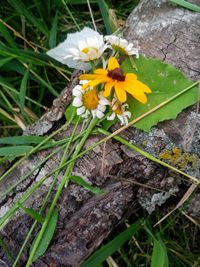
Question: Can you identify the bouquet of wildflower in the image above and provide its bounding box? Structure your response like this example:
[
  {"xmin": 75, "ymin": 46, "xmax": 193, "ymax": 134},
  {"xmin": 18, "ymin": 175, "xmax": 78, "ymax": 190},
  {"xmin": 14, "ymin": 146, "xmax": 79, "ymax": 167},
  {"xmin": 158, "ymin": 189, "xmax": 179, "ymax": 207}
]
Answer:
[{"xmin": 47, "ymin": 27, "xmax": 152, "ymax": 126}]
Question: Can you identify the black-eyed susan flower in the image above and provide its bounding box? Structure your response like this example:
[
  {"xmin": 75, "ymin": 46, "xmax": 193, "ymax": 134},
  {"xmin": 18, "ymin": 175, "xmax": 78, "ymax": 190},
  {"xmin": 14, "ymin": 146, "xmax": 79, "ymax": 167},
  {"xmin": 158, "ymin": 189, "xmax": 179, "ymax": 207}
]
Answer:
[
  {"xmin": 72, "ymin": 81, "xmax": 110, "ymax": 119},
  {"xmin": 107, "ymin": 97, "xmax": 131, "ymax": 125},
  {"xmin": 47, "ymin": 27, "xmax": 108, "ymax": 71},
  {"xmin": 105, "ymin": 35, "xmax": 139, "ymax": 57},
  {"xmin": 79, "ymin": 57, "xmax": 151, "ymax": 103}
]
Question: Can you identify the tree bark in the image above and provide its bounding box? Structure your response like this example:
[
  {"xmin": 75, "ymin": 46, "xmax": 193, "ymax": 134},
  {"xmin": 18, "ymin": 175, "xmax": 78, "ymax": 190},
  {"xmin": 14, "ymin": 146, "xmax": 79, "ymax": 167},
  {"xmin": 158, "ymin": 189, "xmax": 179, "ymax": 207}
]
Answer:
[{"xmin": 0, "ymin": 0, "xmax": 200, "ymax": 266}]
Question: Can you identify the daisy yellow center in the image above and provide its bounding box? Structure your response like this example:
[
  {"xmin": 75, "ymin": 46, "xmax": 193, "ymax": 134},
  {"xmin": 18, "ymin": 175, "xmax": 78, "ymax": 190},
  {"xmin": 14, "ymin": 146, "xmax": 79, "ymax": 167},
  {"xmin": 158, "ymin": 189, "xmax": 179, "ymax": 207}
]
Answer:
[
  {"xmin": 111, "ymin": 44, "xmax": 128, "ymax": 55},
  {"xmin": 81, "ymin": 47, "xmax": 98, "ymax": 54},
  {"xmin": 82, "ymin": 89, "xmax": 99, "ymax": 110},
  {"xmin": 107, "ymin": 68, "xmax": 125, "ymax": 81}
]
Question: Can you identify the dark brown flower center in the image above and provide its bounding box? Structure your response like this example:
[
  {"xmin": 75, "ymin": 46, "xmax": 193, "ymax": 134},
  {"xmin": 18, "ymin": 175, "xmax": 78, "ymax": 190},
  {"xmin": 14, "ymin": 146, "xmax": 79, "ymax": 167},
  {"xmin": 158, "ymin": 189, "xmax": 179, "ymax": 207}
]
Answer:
[{"xmin": 107, "ymin": 68, "xmax": 125, "ymax": 81}]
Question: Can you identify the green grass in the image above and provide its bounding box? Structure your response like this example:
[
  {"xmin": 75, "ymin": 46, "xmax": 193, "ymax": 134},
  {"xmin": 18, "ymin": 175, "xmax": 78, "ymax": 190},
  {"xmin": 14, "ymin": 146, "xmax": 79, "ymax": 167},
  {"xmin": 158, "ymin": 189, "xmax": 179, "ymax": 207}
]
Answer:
[{"xmin": 0, "ymin": 0, "xmax": 199, "ymax": 266}]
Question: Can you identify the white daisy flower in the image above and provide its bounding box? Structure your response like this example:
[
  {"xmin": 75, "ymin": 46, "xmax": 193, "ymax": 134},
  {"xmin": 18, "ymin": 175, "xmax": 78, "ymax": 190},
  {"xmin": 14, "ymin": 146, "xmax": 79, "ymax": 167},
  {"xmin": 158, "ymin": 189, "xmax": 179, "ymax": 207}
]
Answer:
[
  {"xmin": 72, "ymin": 82, "xmax": 110, "ymax": 119},
  {"xmin": 105, "ymin": 35, "xmax": 139, "ymax": 58},
  {"xmin": 107, "ymin": 97, "xmax": 131, "ymax": 125},
  {"xmin": 47, "ymin": 27, "xmax": 108, "ymax": 71}
]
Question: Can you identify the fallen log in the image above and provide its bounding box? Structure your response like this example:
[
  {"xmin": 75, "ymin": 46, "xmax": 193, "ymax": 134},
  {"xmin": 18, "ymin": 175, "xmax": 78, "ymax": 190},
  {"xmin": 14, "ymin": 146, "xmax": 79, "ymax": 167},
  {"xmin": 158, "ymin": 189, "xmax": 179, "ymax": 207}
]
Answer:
[{"xmin": 0, "ymin": 0, "xmax": 200, "ymax": 266}]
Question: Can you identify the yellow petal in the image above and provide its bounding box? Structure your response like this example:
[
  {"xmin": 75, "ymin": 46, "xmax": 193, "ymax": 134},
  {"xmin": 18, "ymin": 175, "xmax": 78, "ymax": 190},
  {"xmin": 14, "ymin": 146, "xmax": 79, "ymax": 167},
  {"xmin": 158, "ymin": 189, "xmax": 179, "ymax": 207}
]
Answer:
[
  {"xmin": 79, "ymin": 74, "xmax": 97, "ymax": 80},
  {"xmin": 95, "ymin": 69, "xmax": 108, "ymax": 75},
  {"xmin": 131, "ymin": 92, "xmax": 147, "ymax": 104},
  {"xmin": 114, "ymin": 82, "xmax": 127, "ymax": 103},
  {"xmin": 135, "ymin": 80, "xmax": 152, "ymax": 93},
  {"xmin": 104, "ymin": 82, "xmax": 114, "ymax": 97},
  {"xmin": 108, "ymin": 57, "xmax": 120, "ymax": 71},
  {"xmin": 82, "ymin": 79, "xmax": 104, "ymax": 89},
  {"xmin": 127, "ymin": 78, "xmax": 151, "ymax": 93},
  {"xmin": 125, "ymin": 73, "xmax": 137, "ymax": 81},
  {"xmin": 125, "ymin": 80, "xmax": 149, "ymax": 104}
]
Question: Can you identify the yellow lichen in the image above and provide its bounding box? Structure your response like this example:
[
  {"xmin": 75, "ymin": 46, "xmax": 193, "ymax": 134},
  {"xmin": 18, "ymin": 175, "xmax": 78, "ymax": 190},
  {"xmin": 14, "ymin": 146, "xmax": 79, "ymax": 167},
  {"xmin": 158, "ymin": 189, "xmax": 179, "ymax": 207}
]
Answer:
[{"xmin": 159, "ymin": 147, "xmax": 198, "ymax": 171}]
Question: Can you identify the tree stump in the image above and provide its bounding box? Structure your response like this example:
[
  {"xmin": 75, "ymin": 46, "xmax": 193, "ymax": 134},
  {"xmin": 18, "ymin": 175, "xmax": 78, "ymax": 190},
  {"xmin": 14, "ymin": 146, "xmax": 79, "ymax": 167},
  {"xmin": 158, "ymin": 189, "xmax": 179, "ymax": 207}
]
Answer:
[{"xmin": 0, "ymin": 0, "xmax": 200, "ymax": 266}]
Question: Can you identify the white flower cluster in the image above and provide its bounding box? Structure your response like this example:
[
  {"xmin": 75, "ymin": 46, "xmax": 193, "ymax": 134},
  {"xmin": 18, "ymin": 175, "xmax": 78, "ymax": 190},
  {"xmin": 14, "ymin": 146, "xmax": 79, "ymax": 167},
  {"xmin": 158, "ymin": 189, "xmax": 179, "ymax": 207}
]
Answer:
[
  {"xmin": 72, "ymin": 81, "xmax": 131, "ymax": 125},
  {"xmin": 47, "ymin": 27, "xmax": 140, "ymax": 125},
  {"xmin": 47, "ymin": 27, "xmax": 139, "ymax": 71},
  {"xmin": 72, "ymin": 81, "xmax": 110, "ymax": 119}
]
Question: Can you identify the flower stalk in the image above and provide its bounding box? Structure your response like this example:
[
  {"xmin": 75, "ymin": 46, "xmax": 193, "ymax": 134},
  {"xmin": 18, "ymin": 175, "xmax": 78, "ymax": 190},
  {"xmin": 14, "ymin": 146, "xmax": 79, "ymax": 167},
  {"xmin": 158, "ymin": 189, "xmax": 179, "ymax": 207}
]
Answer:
[
  {"xmin": 98, "ymin": 128, "xmax": 200, "ymax": 185},
  {"xmin": 26, "ymin": 118, "xmax": 98, "ymax": 266}
]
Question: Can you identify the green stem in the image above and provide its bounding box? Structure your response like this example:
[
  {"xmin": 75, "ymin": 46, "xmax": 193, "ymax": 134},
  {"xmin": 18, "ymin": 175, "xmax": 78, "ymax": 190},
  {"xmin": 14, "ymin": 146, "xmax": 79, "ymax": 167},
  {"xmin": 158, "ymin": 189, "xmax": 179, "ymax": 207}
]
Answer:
[
  {"xmin": 1, "ymin": 146, "xmax": 63, "ymax": 201},
  {"xmin": 0, "ymin": 119, "xmax": 72, "ymax": 184},
  {"xmin": 0, "ymin": 129, "xmax": 86, "ymax": 201},
  {"xmin": 13, "ymin": 120, "xmax": 81, "ymax": 266},
  {"xmin": 26, "ymin": 118, "xmax": 98, "ymax": 266},
  {"xmin": 98, "ymin": 128, "xmax": 200, "ymax": 184},
  {"xmin": 2, "ymin": 115, "xmax": 199, "ymax": 231}
]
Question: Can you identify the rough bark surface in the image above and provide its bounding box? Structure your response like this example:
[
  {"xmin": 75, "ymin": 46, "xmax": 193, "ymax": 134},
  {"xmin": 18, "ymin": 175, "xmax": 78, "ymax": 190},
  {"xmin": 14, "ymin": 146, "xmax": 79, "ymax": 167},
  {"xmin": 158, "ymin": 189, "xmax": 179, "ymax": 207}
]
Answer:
[{"xmin": 0, "ymin": 0, "xmax": 200, "ymax": 266}]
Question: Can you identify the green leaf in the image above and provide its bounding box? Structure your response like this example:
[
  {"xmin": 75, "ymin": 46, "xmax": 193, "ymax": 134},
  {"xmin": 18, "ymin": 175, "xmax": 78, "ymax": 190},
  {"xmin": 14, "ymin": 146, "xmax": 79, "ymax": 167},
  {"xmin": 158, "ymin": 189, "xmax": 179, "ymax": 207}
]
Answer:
[
  {"xmin": 151, "ymin": 236, "xmax": 169, "ymax": 267},
  {"xmin": 0, "ymin": 146, "xmax": 33, "ymax": 157},
  {"xmin": 30, "ymin": 209, "xmax": 58, "ymax": 262},
  {"xmin": 70, "ymin": 176, "xmax": 104, "ymax": 194},
  {"xmin": 81, "ymin": 220, "xmax": 142, "ymax": 267},
  {"xmin": 19, "ymin": 68, "xmax": 29, "ymax": 115},
  {"xmin": 122, "ymin": 56, "xmax": 198, "ymax": 132},
  {"xmin": 0, "ymin": 136, "xmax": 53, "ymax": 145},
  {"xmin": 18, "ymin": 204, "xmax": 44, "ymax": 223},
  {"xmin": 169, "ymin": 0, "xmax": 200, "ymax": 13},
  {"xmin": 65, "ymin": 104, "xmax": 83, "ymax": 124}
]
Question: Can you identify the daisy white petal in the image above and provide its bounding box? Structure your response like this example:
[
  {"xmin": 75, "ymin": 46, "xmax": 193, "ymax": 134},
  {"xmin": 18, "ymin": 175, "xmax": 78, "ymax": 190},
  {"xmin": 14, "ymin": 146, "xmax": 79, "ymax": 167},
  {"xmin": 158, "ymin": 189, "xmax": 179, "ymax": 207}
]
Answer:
[
  {"xmin": 73, "ymin": 97, "xmax": 83, "ymax": 107},
  {"xmin": 97, "ymin": 104, "xmax": 106, "ymax": 112},
  {"xmin": 120, "ymin": 38, "xmax": 128, "ymax": 47},
  {"xmin": 73, "ymin": 89, "xmax": 82, "ymax": 97},
  {"xmin": 77, "ymin": 106, "xmax": 86, "ymax": 115},
  {"xmin": 72, "ymin": 82, "xmax": 109, "ymax": 119},
  {"xmin": 107, "ymin": 112, "xmax": 116, "ymax": 121},
  {"xmin": 105, "ymin": 35, "xmax": 139, "ymax": 57},
  {"xmin": 99, "ymin": 98, "xmax": 110, "ymax": 106},
  {"xmin": 124, "ymin": 111, "xmax": 131, "ymax": 118},
  {"xmin": 97, "ymin": 110, "xmax": 105, "ymax": 119}
]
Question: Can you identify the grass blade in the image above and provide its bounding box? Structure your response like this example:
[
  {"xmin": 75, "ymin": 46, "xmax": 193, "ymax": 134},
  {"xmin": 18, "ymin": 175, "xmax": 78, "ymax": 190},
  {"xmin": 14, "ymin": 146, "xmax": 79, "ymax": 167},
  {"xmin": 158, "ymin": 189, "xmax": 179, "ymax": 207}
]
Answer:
[
  {"xmin": 8, "ymin": 0, "xmax": 49, "ymax": 37},
  {"xmin": 29, "ymin": 68, "xmax": 59, "ymax": 97},
  {"xmin": 0, "ymin": 57, "xmax": 13, "ymax": 68},
  {"xmin": 0, "ymin": 21, "xmax": 18, "ymax": 50},
  {"xmin": 19, "ymin": 204, "xmax": 44, "ymax": 224},
  {"xmin": 0, "ymin": 135, "xmax": 53, "ymax": 145},
  {"xmin": 67, "ymin": 0, "xmax": 97, "ymax": 3},
  {"xmin": 0, "ymin": 107, "xmax": 15, "ymax": 122},
  {"xmin": 19, "ymin": 68, "xmax": 29, "ymax": 116},
  {"xmin": 151, "ymin": 236, "xmax": 169, "ymax": 267},
  {"xmin": 81, "ymin": 220, "xmax": 142, "ymax": 267},
  {"xmin": 97, "ymin": 0, "xmax": 116, "ymax": 34},
  {"xmin": 169, "ymin": 0, "xmax": 200, "ymax": 12},
  {"xmin": 49, "ymin": 12, "xmax": 58, "ymax": 49},
  {"xmin": 0, "ymin": 146, "xmax": 33, "ymax": 157},
  {"xmin": 30, "ymin": 209, "xmax": 58, "ymax": 262},
  {"xmin": 70, "ymin": 175, "xmax": 104, "ymax": 194}
]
